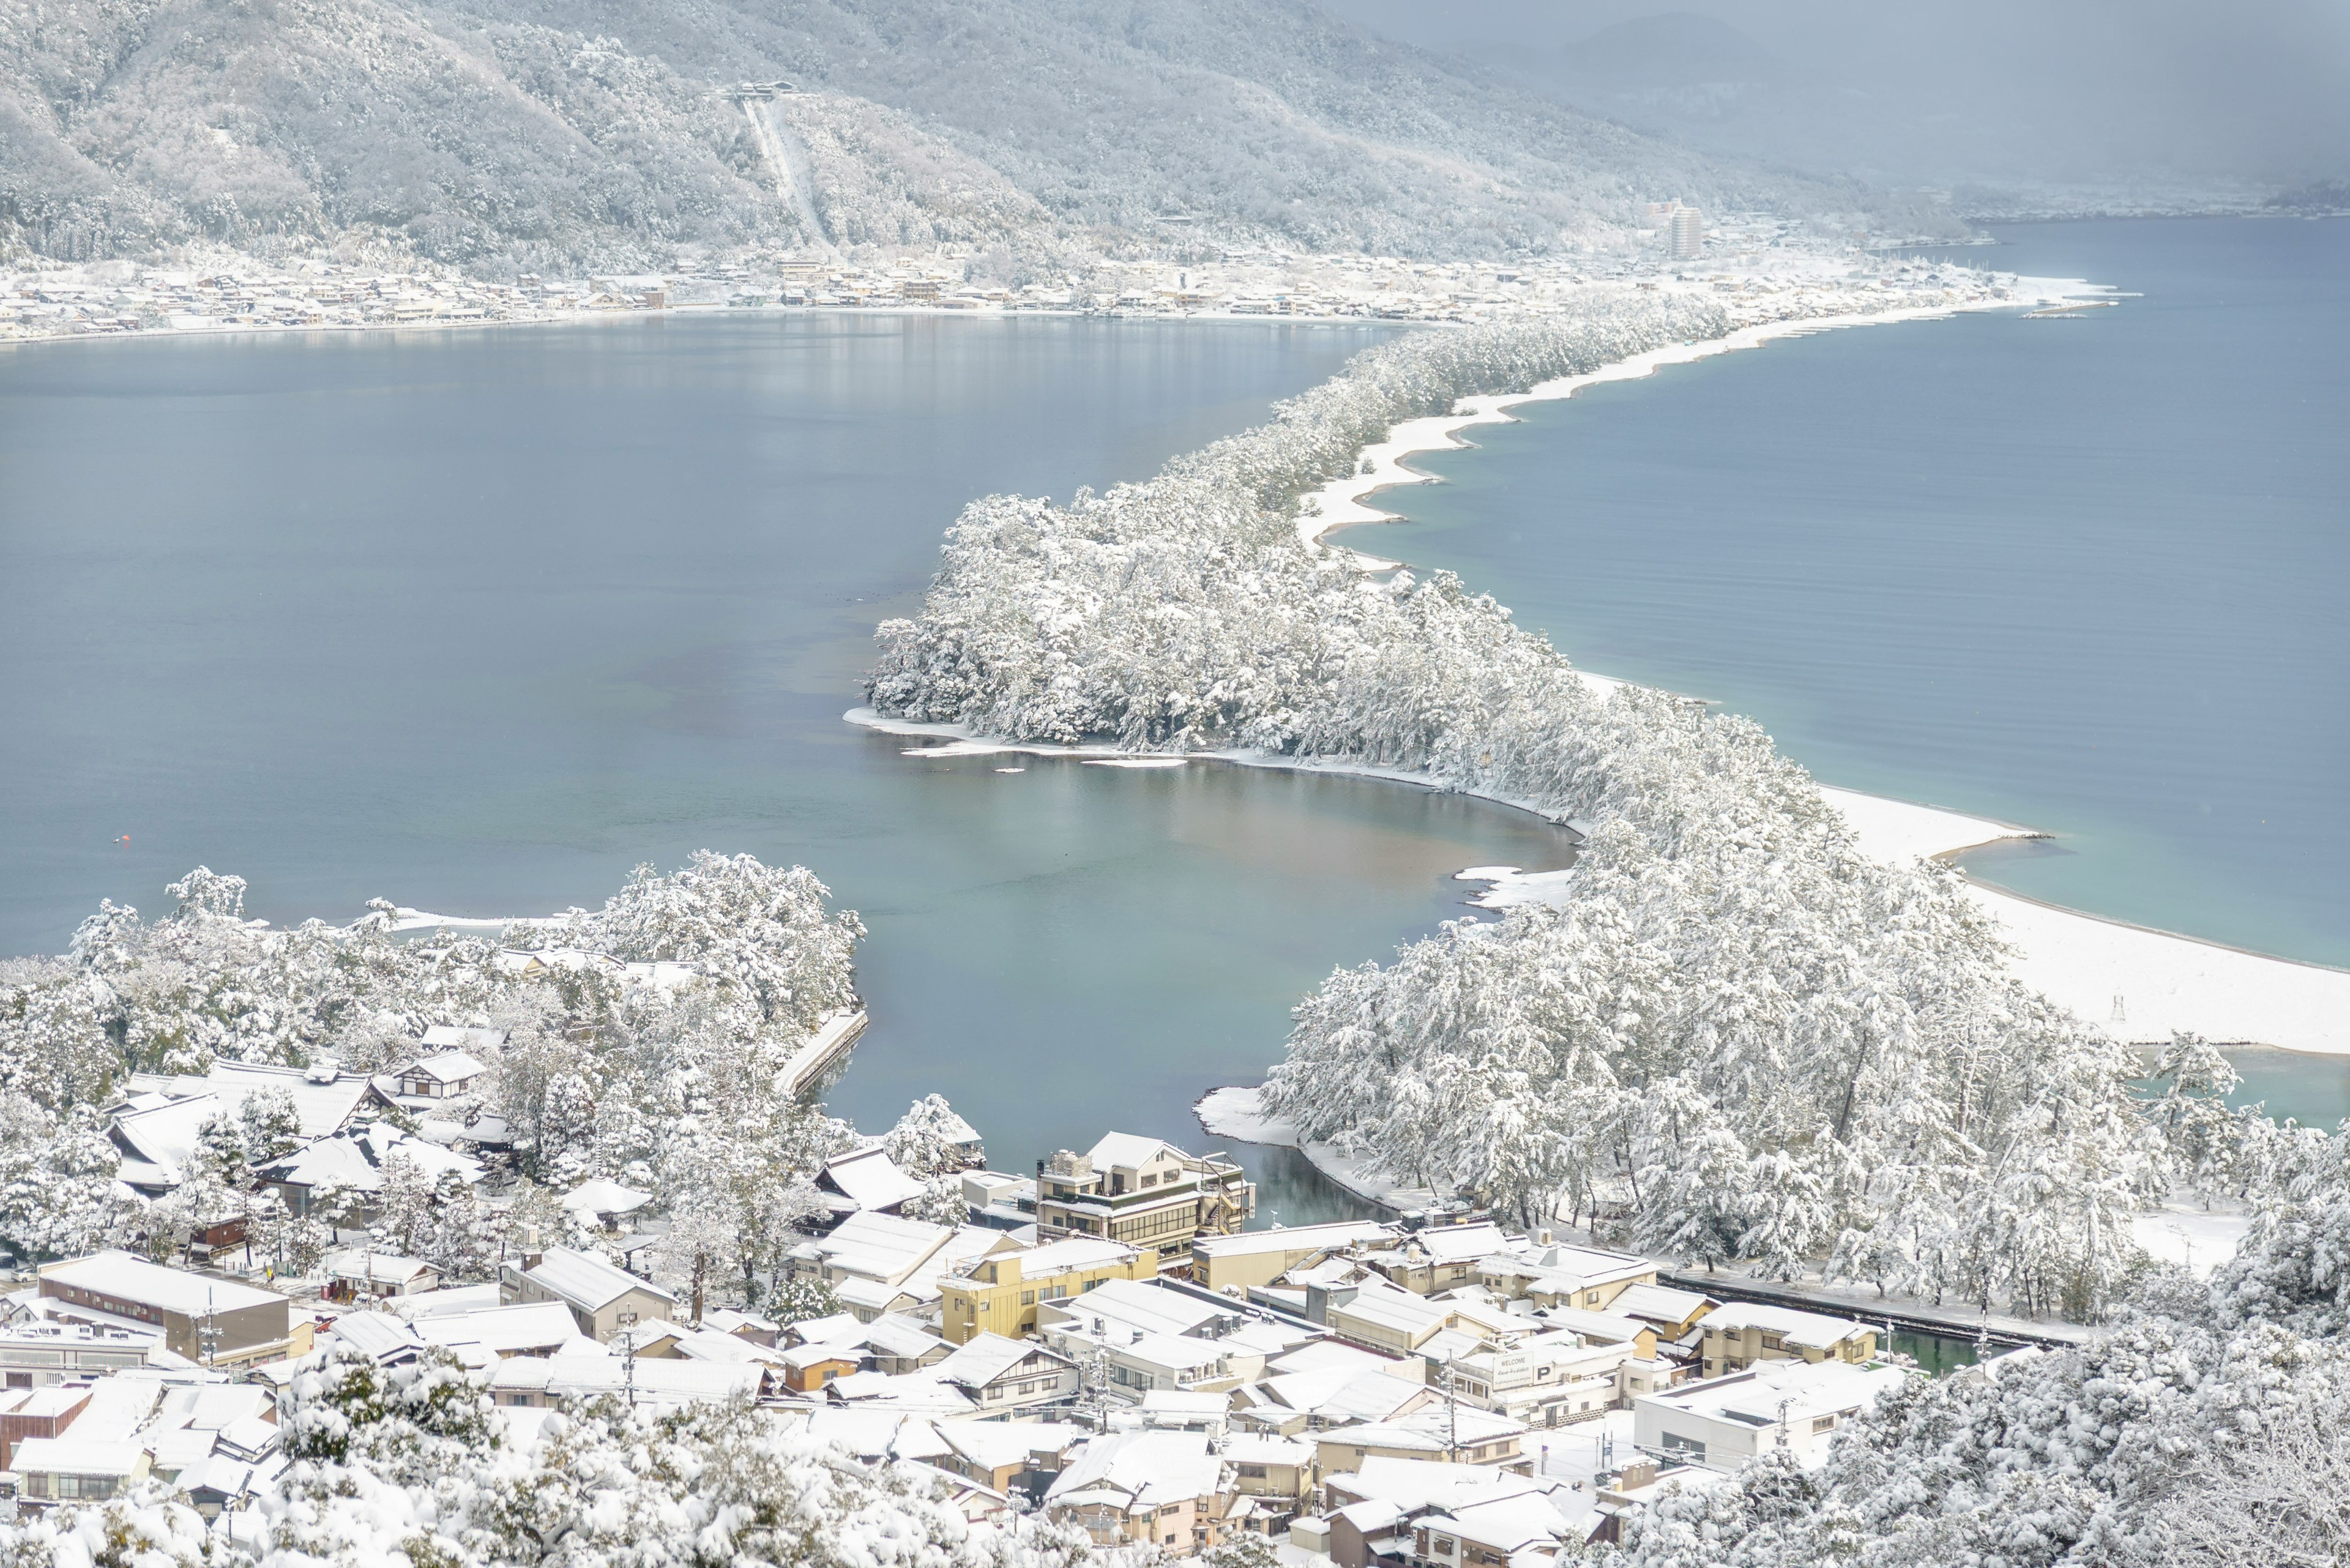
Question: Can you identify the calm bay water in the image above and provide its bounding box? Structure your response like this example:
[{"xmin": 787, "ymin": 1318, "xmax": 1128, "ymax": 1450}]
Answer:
[
  {"xmin": 1355, "ymin": 218, "xmax": 2350, "ymax": 1117},
  {"xmin": 0, "ymin": 312, "xmax": 1576, "ymax": 1221}
]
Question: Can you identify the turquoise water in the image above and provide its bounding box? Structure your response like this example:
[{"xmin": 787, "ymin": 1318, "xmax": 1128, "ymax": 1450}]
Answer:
[
  {"xmin": 0, "ymin": 312, "xmax": 1580, "ymax": 1221},
  {"xmin": 1359, "ymin": 219, "xmax": 2349, "ymax": 979}
]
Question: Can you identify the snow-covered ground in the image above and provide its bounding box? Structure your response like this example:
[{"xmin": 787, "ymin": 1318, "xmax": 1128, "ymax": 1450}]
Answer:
[
  {"xmin": 1459, "ymin": 779, "xmax": 2350, "ymax": 1054},
  {"xmin": 2129, "ymin": 1201, "xmax": 2254, "ymax": 1279}
]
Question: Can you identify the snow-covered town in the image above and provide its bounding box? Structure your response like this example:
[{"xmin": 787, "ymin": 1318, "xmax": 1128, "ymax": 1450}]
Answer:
[
  {"xmin": 2, "ymin": 1023, "xmax": 1943, "ymax": 1564},
  {"xmin": 0, "ymin": 209, "xmax": 2015, "ymax": 345}
]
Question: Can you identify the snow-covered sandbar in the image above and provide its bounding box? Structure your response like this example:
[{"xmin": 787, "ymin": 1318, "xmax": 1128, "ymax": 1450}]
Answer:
[{"xmin": 1296, "ymin": 283, "xmax": 2097, "ymax": 561}]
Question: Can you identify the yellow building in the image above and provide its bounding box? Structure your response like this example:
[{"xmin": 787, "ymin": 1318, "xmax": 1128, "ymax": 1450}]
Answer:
[
  {"xmin": 939, "ymin": 1235, "xmax": 1160, "ymax": 1345},
  {"xmin": 1697, "ymin": 1304, "xmax": 1878, "ymax": 1378}
]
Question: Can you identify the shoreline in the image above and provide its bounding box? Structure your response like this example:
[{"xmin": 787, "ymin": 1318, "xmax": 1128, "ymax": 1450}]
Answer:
[
  {"xmin": 857, "ymin": 701, "xmax": 2350, "ymax": 1055},
  {"xmin": 1293, "ymin": 287, "xmax": 2098, "ymax": 564},
  {"xmin": 848, "ymin": 282, "xmax": 2350, "ymax": 1055}
]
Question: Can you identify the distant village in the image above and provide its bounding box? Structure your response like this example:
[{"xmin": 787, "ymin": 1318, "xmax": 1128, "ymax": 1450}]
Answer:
[
  {"xmin": 0, "ymin": 207, "xmax": 2016, "ymax": 346},
  {"xmin": 0, "ymin": 1020, "xmax": 1957, "ymax": 1562}
]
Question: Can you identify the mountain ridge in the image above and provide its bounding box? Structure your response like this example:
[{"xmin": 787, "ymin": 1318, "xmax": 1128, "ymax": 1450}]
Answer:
[{"xmin": 0, "ymin": 0, "xmax": 1939, "ymax": 272}]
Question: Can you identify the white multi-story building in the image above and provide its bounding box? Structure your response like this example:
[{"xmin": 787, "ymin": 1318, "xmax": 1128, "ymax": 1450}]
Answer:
[
  {"xmin": 1633, "ymin": 1358, "xmax": 1909, "ymax": 1471},
  {"xmin": 1669, "ymin": 207, "xmax": 1705, "ymax": 261}
]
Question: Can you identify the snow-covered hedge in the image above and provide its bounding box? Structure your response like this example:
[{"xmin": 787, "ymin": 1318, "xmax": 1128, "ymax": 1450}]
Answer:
[{"xmin": 867, "ymin": 301, "xmax": 2193, "ymax": 1319}]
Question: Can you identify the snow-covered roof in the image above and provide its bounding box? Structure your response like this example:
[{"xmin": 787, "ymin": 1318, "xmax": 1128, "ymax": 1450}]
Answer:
[
  {"xmin": 934, "ymin": 1332, "xmax": 1070, "ymax": 1391},
  {"xmin": 821, "ymin": 1370, "xmax": 975, "ymax": 1416},
  {"xmin": 488, "ymin": 1356, "xmax": 759, "ymax": 1406},
  {"xmin": 1646, "ymin": 1357, "xmax": 1906, "ymax": 1428},
  {"xmin": 1330, "ymin": 1284, "xmax": 1449, "ymax": 1337},
  {"xmin": 989, "ymin": 1235, "xmax": 1136, "ymax": 1279},
  {"xmin": 1046, "ymin": 1431, "xmax": 1226, "ymax": 1512},
  {"xmin": 258, "ymin": 1125, "xmax": 485, "ymax": 1193},
  {"xmin": 1341, "ymin": 1457, "xmax": 1564, "ymax": 1515},
  {"xmin": 524, "ymin": 1247, "xmax": 675, "ymax": 1312},
  {"xmin": 558, "ymin": 1178, "xmax": 654, "ymax": 1217},
  {"xmin": 113, "ymin": 1060, "xmax": 376, "ymax": 1170},
  {"xmin": 401, "ymin": 1050, "xmax": 487, "ymax": 1084},
  {"xmin": 67, "ymin": 1378, "xmax": 162, "ymax": 1441},
  {"xmin": 394, "ymin": 1284, "xmax": 505, "ymax": 1320},
  {"xmin": 325, "ymin": 1312, "xmax": 427, "ymax": 1361},
  {"xmin": 1531, "ymin": 1305, "xmax": 1649, "ymax": 1346},
  {"xmin": 786, "ymin": 1312, "xmax": 867, "ymax": 1348},
  {"xmin": 801, "ymin": 1408, "xmax": 955, "ymax": 1463},
  {"xmin": 413, "ymin": 1302, "xmax": 583, "ymax": 1356},
  {"xmin": 1037, "ymin": 1277, "xmax": 1228, "ymax": 1339},
  {"xmin": 1116, "ymin": 1332, "xmax": 1228, "ymax": 1375},
  {"xmin": 325, "ymin": 1250, "xmax": 436, "ymax": 1285},
  {"xmin": 1259, "ymin": 1368, "xmax": 1427, "ymax": 1424},
  {"xmin": 938, "ymin": 1420, "xmax": 1092, "ymax": 1470},
  {"xmin": 1084, "ymin": 1132, "xmax": 1185, "ymax": 1172},
  {"xmin": 700, "ymin": 1307, "xmax": 780, "ymax": 1338},
  {"xmin": 857, "ymin": 1315, "xmax": 949, "ymax": 1362},
  {"xmin": 1610, "ymin": 1283, "xmax": 1716, "ymax": 1326},
  {"xmin": 174, "ymin": 1454, "xmax": 258, "ymax": 1501},
  {"xmin": 822, "ymin": 1146, "xmax": 928, "ymax": 1212},
  {"xmin": 1320, "ymin": 1405, "xmax": 1526, "ymax": 1454},
  {"xmin": 10, "ymin": 1437, "xmax": 144, "ymax": 1477},
  {"xmin": 1267, "ymin": 1340, "xmax": 1393, "ymax": 1378},
  {"xmin": 1397, "ymin": 1222, "xmax": 1510, "ymax": 1266},
  {"xmin": 1140, "ymin": 1389, "xmax": 1230, "ymax": 1419},
  {"xmin": 41, "ymin": 1252, "xmax": 286, "ymax": 1316},
  {"xmin": 1220, "ymin": 1433, "xmax": 1314, "ymax": 1465},
  {"xmin": 814, "ymin": 1211, "xmax": 953, "ymax": 1284},
  {"xmin": 669, "ymin": 1327, "xmax": 784, "ymax": 1365},
  {"xmin": 1699, "ymin": 1302, "xmax": 1872, "ymax": 1349},
  {"xmin": 1193, "ymin": 1221, "xmax": 1396, "ymax": 1260}
]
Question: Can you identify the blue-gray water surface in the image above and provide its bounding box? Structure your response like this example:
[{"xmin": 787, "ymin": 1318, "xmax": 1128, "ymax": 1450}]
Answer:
[
  {"xmin": 0, "ymin": 312, "xmax": 1581, "ymax": 1222},
  {"xmin": 1351, "ymin": 218, "xmax": 2349, "ymax": 1119}
]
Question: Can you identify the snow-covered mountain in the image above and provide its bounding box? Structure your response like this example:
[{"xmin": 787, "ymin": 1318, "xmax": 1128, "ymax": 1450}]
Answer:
[{"xmin": 0, "ymin": 0, "xmax": 1920, "ymax": 272}]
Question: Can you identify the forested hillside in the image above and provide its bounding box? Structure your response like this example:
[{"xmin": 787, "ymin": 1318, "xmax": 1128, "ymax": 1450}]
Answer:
[{"xmin": 0, "ymin": 0, "xmax": 1898, "ymax": 271}]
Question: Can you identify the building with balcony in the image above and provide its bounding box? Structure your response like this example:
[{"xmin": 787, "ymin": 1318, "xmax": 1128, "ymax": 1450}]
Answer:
[{"xmin": 1034, "ymin": 1133, "xmax": 1252, "ymax": 1249}]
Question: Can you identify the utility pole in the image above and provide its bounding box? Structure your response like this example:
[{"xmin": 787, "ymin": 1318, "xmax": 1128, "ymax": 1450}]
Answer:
[
  {"xmin": 1775, "ymin": 1397, "xmax": 1792, "ymax": 1450},
  {"xmin": 199, "ymin": 1288, "xmax": 222, "ymax": 1369}
]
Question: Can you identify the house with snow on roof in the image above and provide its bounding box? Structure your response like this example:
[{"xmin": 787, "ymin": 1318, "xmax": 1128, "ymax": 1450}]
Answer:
[
  {"xmin": 105, "ymin": 1059, "xmax": 379, "ymax": 1195},
  {"xmin": 1313, "ymin": 1403, "xmax": 1531, "ymax": 1476},
  {"xmin": 817, "ymin": 1145, "xmax": 928, "ymax": 1217},
  {"xmin": 502, "ymin": 1246, "xmax": 674, "ymax": 1342},
  {"xmin": 1190, "ymin": 1220, "xmax": 1399, "ymax": 1295},
  {"xmin": 324, "ymin": 1250, "xmax": 439, "ymax": 1300},
  {"xmin": 932, "ymin": 1332, "xmax": 1080, "ymax": 1412},
  {"xmin": 9, "ymin": 1436, "xmax": 149, "ymax": 1510},
  {"xmin": 253, "ymin": 1124, "xmax": 483, "ymax": 1218},
  {"xmin": 1034, "ymin": 1133, "xmax": 1253, "ymax": 1249},
  {"xmin": 557, "ymin": 1179, "xmax": 654, "ymax": 1230},
  {"xmin": 933, "ymin": 1419, "xmax": 1092, "ymax": 1493},
  {"xmin": 1634, "ymin": 1356, "xmax": 1908, "ymax": 1469},
  {"xmin": 1697, "ymin": 1303, "xmax": 1877, "ymax": 1378},
  {"xmin": 37, "ymin": 1252, "xmax": 293, "ymax": 1365},
  {"xmin": 1045, "ymin": 1430, "xmax": 1233, "ymax": 1551}
]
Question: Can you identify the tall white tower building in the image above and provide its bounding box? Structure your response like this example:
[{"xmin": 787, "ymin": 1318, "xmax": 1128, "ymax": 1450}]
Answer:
[{"xmin": 1669, "ymin": 206, "xmax": 1704, "ymax": 261}]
